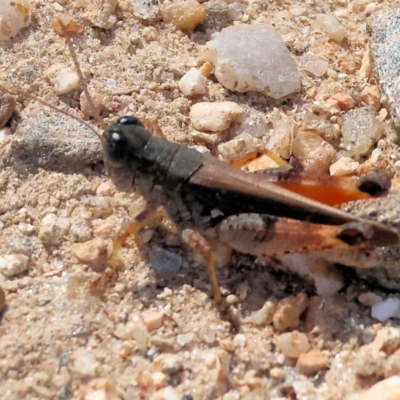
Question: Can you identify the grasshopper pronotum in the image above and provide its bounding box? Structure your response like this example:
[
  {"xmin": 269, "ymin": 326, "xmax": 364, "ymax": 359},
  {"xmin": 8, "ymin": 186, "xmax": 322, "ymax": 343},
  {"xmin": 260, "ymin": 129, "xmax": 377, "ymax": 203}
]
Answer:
[{"xmin": 13, "ymin": 23, "xmax": 400, "ymax": 306}]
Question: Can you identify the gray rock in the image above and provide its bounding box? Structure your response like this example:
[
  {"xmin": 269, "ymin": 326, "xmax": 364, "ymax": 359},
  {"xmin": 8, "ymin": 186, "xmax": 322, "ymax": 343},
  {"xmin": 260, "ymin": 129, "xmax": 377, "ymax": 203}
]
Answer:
[
  {"xmin": 4, "ymin": 108, "xmax": 103, "ymax": 173},
  {"xmin": 368, "ymin": 8, "xmax": 400, "ymax": 131}
]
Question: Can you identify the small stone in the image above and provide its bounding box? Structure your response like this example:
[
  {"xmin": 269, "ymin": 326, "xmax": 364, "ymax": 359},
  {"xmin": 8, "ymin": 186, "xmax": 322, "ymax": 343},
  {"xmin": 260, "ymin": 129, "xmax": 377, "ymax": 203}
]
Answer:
[
  {"xmin": 179, "ymin": 68, "xmax": 207, "ymax": 96},
  {"xmin": 292, "ymin": 130, "xmax": 336, "ymax": 172},
  {"xmin": 0, "ymin": 254, "xmax": 29, "ymax": 277},
  {"xmin": 296, "ymin": 351, "xmax": 329, "ymax": 375},
  {"xmin": 217, "ymin": 133, "xmax": 254, "ymax": 161},
  {"xmin": 313, "ymin": 14, "xmax": 346, "ymax": 42},
  {"xmin": 96, "ymin": 182, "xmax": 112, "ymax": 196},
  {"xmin": 151, "ymin": 372, "xmax": 168, "ymax": 390},
  {"xmin": 160, "ymin": 0, "xmax": 206, "ymax": 30},
  {"xmin": 153, "ymin": 354, "xmax": 183, "ymax": 375},
  {"xmin": 150, "ymin": 386, "xmax": 179, "ymax": 400},
  {"xmin": 129, "ymin": 0, "xmax": 160, "ymax": 21},
  {"xmin": 176, "ymin": 333, "xmax": 194, "ymax": 347},
  {"xmin": 44, "ymin": 64, "xmax": 80, "ymax": 95},
  {"xmin": 0, "ymin": 0, "xmax": 32, "ymax": 41},
  {"xmin": 52, "ymin": 14, "xmax": 84, "ymax": 36},
  {"xmin": 371, "ymin": 327, "xmax": 400, "ymax": 355},
  {"xmin": 358, "ymin": 292, "xmax": 383, "ymax": 307},
  {"xmin": 329, "ymin": 157, "xmax": 359, "ymax": 176},
  {"xmin": 249, "ymin": 299, "xmax": 276, "ymax": 326},
  {"xmin": 81, "ymin": 0, "xmax": 117, "ymax": 29},
  {"xmin": 141, "ymin": 311, "xmax": 163, "ymax": 332},
  {"xmin": 225, "ymin": 294, "xmax": 239, "ymax": 305},
  {"xmin": 361, "ymin": 85, "xmax": 381, "ymax": 111},
  {"xmin": 0, "ymin": 94, "xmax": 15, "ymax": 128},
  {"xmin": 149, "ymin": 248, "xmax": 182, "ymax": 273},
  {"xmin": 0, "ymin": 285, "xmax": 6, "ymax": 312},
  {"xmin": 371, "ymin": 298, "xmax": 400, "ymax": 322},
  {"xmin": 39, "ymin": 214, "xmax": 71, "ymax": 245},
  {"xmin": 276, "ymin": 331, "xmax": 310, "ymax": 358},
  {"xmin": 330, "ymin": 92, "xmax": 355, "ymax": 111},
  {"xmin": 268, "ymin": 115, "xmax": 296, "ymax": 159},
  {"xmin": 71, "ymin": 238, "xmax": 107, "ymax": 264},
  {"xmin": 190, "ymin": 102, "xmax": 246, "ymax": 132},
  {"xmin": 273, "ymin": 292, "xmax": 309, "ymax": 331},
  {"xmin": 342, "ymin": 108, "xmax": 384, "ymax": 160},
  {"xmin": 71, "ymin": 348, "xmax": 99, "ymax": 376},
  {"xmin": 300, "ymin": 53, "xmax": 329, "ymax": 77},
  {"xmin": 203, "ymin": 24, "xmax": 301, "ymax": 99},
  {"xmin": 358, "ymin": 376, "xmax": 400, "ymax": 400},
  {"xmin": 142, "ymin": 26, "xmax": 159, "ymax": 42}
]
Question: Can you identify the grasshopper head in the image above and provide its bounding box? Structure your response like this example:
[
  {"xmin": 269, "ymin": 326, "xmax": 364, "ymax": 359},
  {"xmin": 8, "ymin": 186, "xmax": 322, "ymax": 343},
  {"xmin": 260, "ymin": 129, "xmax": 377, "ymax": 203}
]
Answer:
[{"xmin": 102, "ymin": 116, "xmax": 151, "ymax": 168}]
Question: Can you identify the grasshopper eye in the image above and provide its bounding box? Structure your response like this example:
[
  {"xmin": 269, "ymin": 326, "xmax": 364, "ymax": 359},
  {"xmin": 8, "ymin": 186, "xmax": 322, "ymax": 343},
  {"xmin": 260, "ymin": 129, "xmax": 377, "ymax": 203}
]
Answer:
[{"xmin": 117, "ymin": 116, "xmax": 144, "ymax": 127}]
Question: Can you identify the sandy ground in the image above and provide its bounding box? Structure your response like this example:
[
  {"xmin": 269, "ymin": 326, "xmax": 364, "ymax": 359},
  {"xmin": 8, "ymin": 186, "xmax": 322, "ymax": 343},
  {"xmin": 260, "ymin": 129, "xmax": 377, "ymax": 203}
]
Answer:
[{"xmin": 1, "ymin": 1, "xmax": 400, "ymax": 399}]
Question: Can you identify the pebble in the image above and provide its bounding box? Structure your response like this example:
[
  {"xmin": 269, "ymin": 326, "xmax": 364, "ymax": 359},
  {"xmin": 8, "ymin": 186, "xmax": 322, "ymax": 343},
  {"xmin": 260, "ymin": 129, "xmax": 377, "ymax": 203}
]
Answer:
[
  {"xmin": 160, "ymin": 0, "xmax": 206, "ymax": 30},
  {"xmin": 0, "ymin": 94, "xmax": 15, "ymax": 128},
  {"xmin": 179, "ymin": 68, "xmax": 207, "ymax": 96},
  {"xmin": 203, "ymin": 24, "xmax": 301, "ymax": 99},
  {"xmin": 273, "ymin": 292, "xmax": 309, "ymax": 331},
  {"xmin": 330, "ymin": 92, "xmax": 355, "ymax": 111},
  {"xmin": 9, "ymin": 108, "xmax": 103, "ymax": 172},
  {"xmin": 292, "ymin": 130, "xmax": 336, "ymax": 172},
  {"xmin": 71, "ymin": 348, "xmax": 99, "ymax": 376},
  {"xmin": 44, "ymin": 64, "xmax": 80, "ymax": 95},
  {"xmin": 38, "ymin": 214, "xmax": 70, "ymax": 245},
  {"xmin": 268, "ymin": 115, "xmax": 296, "ymax": 159},
  {"xmin": 329, "ymin": 157, "xmax": 359, "ymax": 176},
  {"xmin": 0, "ymin": 254, "xmax": 29, "ymax": 277},
  {"xmin": 149, "ymin": 247, "xmax": 182, "ymax": 273},
  {"xmin": 0, "ymin": 285, "xmax": 6, "ymax": 312},
  {"xmin": 371, "ymin": 327, "xmax": 400, "ymax": 355},
  {"xmin": 81, "ymin": 0, "xmax": 117, "ymax": 29},
  {"xmin": 151, "ymin": 372, "xmax": 168, "ymax": 390},
  {"xmin": 371, "ymin": 298, "xmax": 400, "ymax": 322},
  {"xmin": 153, "ymin": 354, "xmax": 183, "ymax": 375},
  {"xmin": 358, "ymin": 292, "xmax": 383, "ymax": 307},
  {"xmin": 249, "ymin": 299, "xmax": 276, "ymax": 326},
  {"xmin": 71, "ymin": 238, "xmax": 107, "ymax": 264},
  {"xmin": 149, "ymin": 386, "xmax": 179, "ymax": 400},
  {"xmin": 356, "ymin": 376, "xmax": 400, "ymax": 400},
  {"xmin": 276, "ymin": 331, "xmax": 310, "ymax": 358},
  {"xmin": 95, "ymin": 182, "xmax": 112, "ymax": 196},
  {"xmin": 313, "ymin": 13, "xmax": 346, "ymax": 42},
  {"xmin": 296, "ymin": 351, "xmax": 329, "ymax": 375},
  {"xmin": 361, "ymin": 85, "xmax": 381, "ymax": 111},
  {"xmin": 0, "ymin": 0, "xmax": 31, "ymax": 41},
  {"xmin": 141, "ymin": 311, "xmax": 163, "ymax": 332},
  {"xmin": 300, "ymin": 53, "xmax": 329, "ymax": 77},
  {"xmin": 190, "ymin": 102, "xmax": 246, "ymax": 132},
  {"xmin": 342, "ymin": 109, "xmax": 383, "ymax": 159},
  {"xmin": 51, "ymin": 14, "xmax": 84, "ymax": 36},
  {"xmin": 176, "ymin": 332, "xmax": 195, "ymax": 347}
]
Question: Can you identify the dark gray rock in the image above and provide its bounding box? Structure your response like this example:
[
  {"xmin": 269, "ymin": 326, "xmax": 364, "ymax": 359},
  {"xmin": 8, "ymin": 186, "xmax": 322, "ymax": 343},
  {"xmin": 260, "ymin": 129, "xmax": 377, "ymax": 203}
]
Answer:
[
  {"xmin": 368, "ymin": 8, "xmax": 400, "ymax": 132},
  {"xmin": 4, "ymin": 108, "xmax": 103, "ymax": 173}
]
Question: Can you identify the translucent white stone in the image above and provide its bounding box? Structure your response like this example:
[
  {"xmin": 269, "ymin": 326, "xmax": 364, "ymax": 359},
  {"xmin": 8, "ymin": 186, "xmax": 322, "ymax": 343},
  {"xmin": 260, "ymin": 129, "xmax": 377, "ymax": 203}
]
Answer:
[
  {"xmin": 313, "ymin": 14, "xmax": 346, "ymax": 42},
  {"xmin": 0, "ymin": 0, "xmax": 31, "ymax": 40},
  {"xmin": 178, "ymin": 68, "xmax": 207, "ymax": 96},
  {"xmin": 203, "ymin": 24, "xmax": 301, "ymax": 99}
]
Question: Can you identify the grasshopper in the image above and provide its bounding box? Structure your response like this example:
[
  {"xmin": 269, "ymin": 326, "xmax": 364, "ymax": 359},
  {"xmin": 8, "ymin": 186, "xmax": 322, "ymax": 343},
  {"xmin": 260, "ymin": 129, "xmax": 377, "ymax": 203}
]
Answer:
[{"xmin": 14, "ymin": 26, "xmax": 400, "ymax": 306}]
